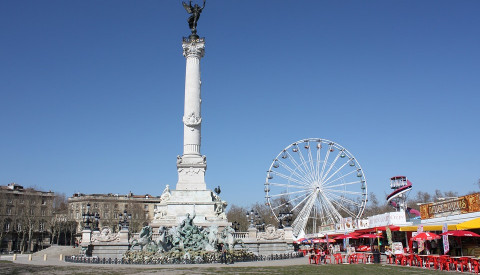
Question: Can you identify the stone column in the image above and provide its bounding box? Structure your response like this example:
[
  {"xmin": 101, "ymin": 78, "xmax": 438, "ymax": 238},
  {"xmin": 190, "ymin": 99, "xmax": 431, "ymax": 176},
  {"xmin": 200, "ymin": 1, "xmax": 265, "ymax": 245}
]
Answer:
[{"xmin": 176, "ymin": 37, "xmax": 207, "ymax": 191}]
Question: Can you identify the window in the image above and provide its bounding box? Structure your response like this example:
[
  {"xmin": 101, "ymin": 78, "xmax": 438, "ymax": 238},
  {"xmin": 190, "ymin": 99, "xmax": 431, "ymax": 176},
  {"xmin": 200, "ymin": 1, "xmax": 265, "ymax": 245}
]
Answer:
[
  {"xmin": 30, "ymin": 208, "xmax": 34, "ymax": 215},
  {"xmin": 6, "ymin": 207, "xmax": 12, "ymax": 215},
  {"xmin": 4, "ymin": 221, "xmax": 10, "ymax": 231},
  {"xmin": 114, "ymin": 204, "xmax": 118, "ymax": 209},
  {"xmin": 114, "ymin": 213, "xmax": 118, "ymax": 219},
  {"xmin": 7, "ymin": 198, "xmax": 13, "ymax": 204},
  {"xmin": 94, "ymin": 203, "xmax": 98, "ymax": 209},
  {"xmin": 20, "ymin": 199, "xmax": 24, "ymax": 204},
  {"xmin": 16, "ymin": 223, "xmax": 21, "ymax": 231},
  {"xmin": 39, "ymin": 222, "xmax": 45, "ymax": 231},
  {"xmin": 42, "ymin": 198, "xmax": 46, "ymax": 205},
  {"xmin": 105, "ymin": 204, "xmax": 109, "ymax": 209},
  {"xmin": 76, "ymin": 212, "xmax": 80, "ymax": 219},
  {"xmin": 144, "ymin": 204, "xmax": 148, "ymax": 210},
  {"xmin": 41, "ymin": 209, "xmax": 46, "ymax": 216},
  {"xmin": 145, "ymin": 213, "xmax": 149, "ymax": 219}
]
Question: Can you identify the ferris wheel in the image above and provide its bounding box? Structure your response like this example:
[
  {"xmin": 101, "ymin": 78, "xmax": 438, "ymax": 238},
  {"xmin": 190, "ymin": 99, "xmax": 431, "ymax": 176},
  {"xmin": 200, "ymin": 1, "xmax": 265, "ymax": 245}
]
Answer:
[{"xmin": 264, "ymin": 138, "xmax": 368, "ymax": 237}]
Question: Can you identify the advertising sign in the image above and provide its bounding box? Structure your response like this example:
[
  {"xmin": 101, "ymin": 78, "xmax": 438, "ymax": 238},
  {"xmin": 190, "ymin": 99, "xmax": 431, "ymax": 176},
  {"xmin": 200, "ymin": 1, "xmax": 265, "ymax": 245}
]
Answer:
[
  {"xmin": 368, "ymin": 212, "xmax": 406, "ymax": 228},
  {"xmin": 417, "ymin": 225, "xmax": 424, "ymax": 253},
  {"xmin": 420, "ymin": 193, "xmax": 480, "ymax": 219},
  {"xmin": 392, "ymin": 242, "xmax": 404, "ymax": 255},
  {"xmin": 442, "ymin": 223, "xmax": 449, "ymax": 254}
]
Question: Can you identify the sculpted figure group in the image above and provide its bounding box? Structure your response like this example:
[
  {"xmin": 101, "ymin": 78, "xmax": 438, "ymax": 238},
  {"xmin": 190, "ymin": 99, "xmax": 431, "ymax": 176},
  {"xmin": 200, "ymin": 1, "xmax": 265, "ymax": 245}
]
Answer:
[{"xmin": 129, "ymin": 212, "xmax": 243, "ymax": 254}]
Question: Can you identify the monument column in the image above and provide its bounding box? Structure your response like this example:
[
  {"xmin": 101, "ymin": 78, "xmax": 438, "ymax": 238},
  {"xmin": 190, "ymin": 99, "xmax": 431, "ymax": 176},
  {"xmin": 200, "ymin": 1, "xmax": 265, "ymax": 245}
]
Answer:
[{"xmin": 176, "ymin": 37, "xmax": 207, "ymax": 191}]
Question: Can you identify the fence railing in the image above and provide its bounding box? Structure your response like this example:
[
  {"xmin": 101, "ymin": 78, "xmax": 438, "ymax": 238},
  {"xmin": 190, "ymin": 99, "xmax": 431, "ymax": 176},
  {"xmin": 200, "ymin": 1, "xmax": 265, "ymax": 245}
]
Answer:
[{"xmin": 64, "ymin": 251, "xmax": 303, "ymax": 265}]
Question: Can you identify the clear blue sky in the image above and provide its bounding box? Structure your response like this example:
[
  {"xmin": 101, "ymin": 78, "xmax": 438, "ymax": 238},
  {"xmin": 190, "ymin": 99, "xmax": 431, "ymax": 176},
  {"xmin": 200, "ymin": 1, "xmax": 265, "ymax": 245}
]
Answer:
[{"xmin": 1, "ymin": 0, "xmax": 479, "ymax": 208}]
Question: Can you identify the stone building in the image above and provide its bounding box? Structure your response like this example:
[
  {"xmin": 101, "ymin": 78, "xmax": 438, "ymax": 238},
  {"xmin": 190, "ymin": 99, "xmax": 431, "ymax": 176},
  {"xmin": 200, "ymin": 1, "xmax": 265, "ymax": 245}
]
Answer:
[
  {"xmin": 68, "ymin": 192, "xmax": 161, "ymax": 233},
  {"xmin": 0, "ymin": 183, "xmax": 55, "ymax": 252}
]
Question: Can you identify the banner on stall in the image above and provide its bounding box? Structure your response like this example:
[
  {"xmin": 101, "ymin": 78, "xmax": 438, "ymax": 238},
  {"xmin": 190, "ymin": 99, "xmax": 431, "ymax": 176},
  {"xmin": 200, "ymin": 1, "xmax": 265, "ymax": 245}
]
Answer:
[{"xmin": 442, "ymin": 223, "xmax": 449, "ymax": 254}]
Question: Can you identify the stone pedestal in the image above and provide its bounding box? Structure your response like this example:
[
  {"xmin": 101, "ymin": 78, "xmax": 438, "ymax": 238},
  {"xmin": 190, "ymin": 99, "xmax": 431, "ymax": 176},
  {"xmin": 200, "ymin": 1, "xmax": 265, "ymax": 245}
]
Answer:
[
  {"xmin": 248, "ymin": 227, "xmax": 257, "ymax": 239},
  {"xmin": 81, "ymin": 229, "xmax": 92, "ymax": 245},
  {"xmin": 284, "ymin": 227, "xmax": 294, "ymax": 241},
  {"xmin": 118, "ymin": 228, "xmax": 129, "ymax": 243},
  {"xmin": 150, "ymin": 189, "xmax": 229, "ymax": 230}
]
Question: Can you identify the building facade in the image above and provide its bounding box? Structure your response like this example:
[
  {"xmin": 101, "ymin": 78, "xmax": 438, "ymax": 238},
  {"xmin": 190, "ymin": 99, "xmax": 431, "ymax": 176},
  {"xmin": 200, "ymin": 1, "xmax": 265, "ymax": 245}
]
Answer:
[
  {"xmin": 68, "ymin": 192, "xmax": 161, "ymax": 233},
  {"xmin": 0, "ymin": 183, "xmax": 55, "ymax": 252}
]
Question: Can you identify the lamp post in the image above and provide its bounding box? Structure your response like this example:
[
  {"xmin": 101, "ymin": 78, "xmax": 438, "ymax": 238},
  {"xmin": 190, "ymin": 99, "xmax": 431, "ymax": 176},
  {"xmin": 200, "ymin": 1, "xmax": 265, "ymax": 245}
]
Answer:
[
  {"xmin": 118, "ymin": 209, "xmax": 131, "ymax": 231},
  {"xmin": 232, "ymin": 221, "xmax": 240, "ymax": 232},
  {"xmin": 278, "ymin": 203, "xmax": 293, "ymax": 229},
  {"xmin": 82, "ymin": 203, "xmax": 94, "ymax": 230},
  {"xmin": 246, "ymin": 209, "xmax": 259, "ymax": 229},
  {"xmin": 256, "ymin": 221, "xmax": 265, "ymax": 232},
  {"xmin": 93, "ymin": 212, "xmax": 100, "ymax": 231}
]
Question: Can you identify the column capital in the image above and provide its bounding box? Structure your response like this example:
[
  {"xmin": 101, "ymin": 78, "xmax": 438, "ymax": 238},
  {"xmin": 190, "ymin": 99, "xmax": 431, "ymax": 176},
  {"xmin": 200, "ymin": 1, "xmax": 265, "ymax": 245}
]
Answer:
[{"xmin": 182, "ymin": 37, "xmax": 205, "ymax": 59}]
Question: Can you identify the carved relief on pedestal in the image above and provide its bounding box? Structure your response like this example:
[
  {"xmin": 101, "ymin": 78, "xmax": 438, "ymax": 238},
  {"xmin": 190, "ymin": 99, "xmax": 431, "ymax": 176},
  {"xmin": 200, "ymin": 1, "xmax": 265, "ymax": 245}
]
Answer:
[
  {"xmin": 183, "ymin": 112, "xmax": 202, "ymax": 127},
  {"xmin": 91, "ymin": 227, "xmax": 120, "ymax": 243},
  {"xmin": 257, "ymin": 225, "xmax": 285, "ymax": 241},
  {"xmin": 153, "ymin": 206, "xmax": 167, "ymax": 221},
  {"xmin": 178, "ymin": 167, "xmax": 203, "ymax": 176}
]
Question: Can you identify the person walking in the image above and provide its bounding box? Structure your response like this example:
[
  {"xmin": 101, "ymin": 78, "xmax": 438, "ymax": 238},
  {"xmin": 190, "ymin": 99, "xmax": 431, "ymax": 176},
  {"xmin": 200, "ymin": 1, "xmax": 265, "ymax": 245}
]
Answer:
[{"xmin": 221, "ymin": 243, "xmax": 227, "ymax": 264}]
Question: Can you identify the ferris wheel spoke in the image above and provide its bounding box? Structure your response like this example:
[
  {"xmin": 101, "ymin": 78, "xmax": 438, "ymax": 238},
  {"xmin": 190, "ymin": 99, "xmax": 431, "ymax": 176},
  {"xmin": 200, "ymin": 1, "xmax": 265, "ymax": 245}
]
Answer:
[
  {"xmin": 314, "ymin": 198, "xmax": 330, "ymax": 226},
  {"xmin": 319, "ymin": 144, "xmax": 333, "ymax": 180},
  {"xmin": 324, "ymin": 189, "xmax": 363, "ymax": 196},
  {"xmin": 318, "ymin": 191, "xmax": 343, "ymax": 222},
  {"xmin": 324, "ymin": 180, "xmax": 362, "ymax": 190},
  {"xmin": 269, "ymin": 189, "xmax": 310, "ymax": 198},
  {"xmin": 290, "ymin": 191, "xmax": 316, "ymax": 213},
  {"xmin": 321, "ymin": 150, "xmax": 342, "ymax": 183},
  {"xmin": 329, "ymin": 198, "xmax": 357, "ymax": 217},
  {"xmin": 315, "ymin": 145, "xmax": 322, "ymax": 182},
  {"xmin": 271, "ymin": 192, "xmax": 312, "ymax": 211},
  {"xmin": 325, "ymin": 191, "xmax": 363, "ymax": 208},
  {"xmin": 306, "ymin": 142, "xmax": 316, "ymax": 182},
  {"xmin": 285, "ymin": 150, "xmax": 311, "ymax": 182},
  {"xmin": 276, "ymin": 159, "xmax": 313, "ymax": 185},
  {"xmin": 292, "ymin": 191, "xmax": 318, "ymax": 236},
  {"xmin": 271, "ymin": 170, "xmax": 310, "ymax": 187},
  {"xmin": 269, "ymin": 182, "xmax": 310, "ymax": 189},
  {"xmin": 322, "ymin": 169, "xmax": 357, "ymax": 187},
  {"xmin": 322, "ymin": 160, "xmax": 349, "ymax": 185},
  {"xmin": 296, "ymin": 144, "xmax": 316, "ymax": 183}
]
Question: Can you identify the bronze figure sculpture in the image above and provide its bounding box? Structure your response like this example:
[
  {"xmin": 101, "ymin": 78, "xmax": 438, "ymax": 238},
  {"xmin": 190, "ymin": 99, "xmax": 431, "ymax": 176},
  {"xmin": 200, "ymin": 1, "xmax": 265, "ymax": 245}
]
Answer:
[{"xmin": 182, "ymin": 0, "xmax": 206, "ymax": 37}]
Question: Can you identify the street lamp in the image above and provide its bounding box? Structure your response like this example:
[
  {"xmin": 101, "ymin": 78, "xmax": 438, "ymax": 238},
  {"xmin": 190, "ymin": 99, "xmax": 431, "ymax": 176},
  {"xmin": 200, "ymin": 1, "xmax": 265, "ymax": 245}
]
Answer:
[
  {"xmin": 232, "ymin": 221, "xmax": 240, "ymax": 232},
  {"xmin": 82, "ymin": 203, "xmax": 94, "ymax": 230},
  {"xmin": 93, "ymin": 212, "xmax": 100, "ymax": 231},
  {"xmin": 256, "ymin": 220, "xmax": 265, "ymax": 232},
  {"xmin": 119, "ymin": 209, "xmax": 132, "ymax": 230},
  {"xmin": 246, "ymin": 209, "xmax": 259, "ymax": 228},
  {"xmin": 278, "ymin": 202, "xmax": 293, "ymax": 228}
]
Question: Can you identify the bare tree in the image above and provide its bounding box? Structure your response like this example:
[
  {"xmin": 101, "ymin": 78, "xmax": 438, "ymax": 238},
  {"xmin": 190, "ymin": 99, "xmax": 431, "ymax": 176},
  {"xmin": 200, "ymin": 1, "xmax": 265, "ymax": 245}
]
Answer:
[{"xmin": 226, "ymin": 204, "xmax": 248, "ymax": 231}]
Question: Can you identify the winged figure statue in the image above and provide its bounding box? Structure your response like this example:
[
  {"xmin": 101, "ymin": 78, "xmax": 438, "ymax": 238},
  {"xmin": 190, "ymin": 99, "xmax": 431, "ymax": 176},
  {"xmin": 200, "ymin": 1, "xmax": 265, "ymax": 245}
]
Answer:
[{"xmin": 182, "ymin": 0, "xmax": 206, "ymax": 35}]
